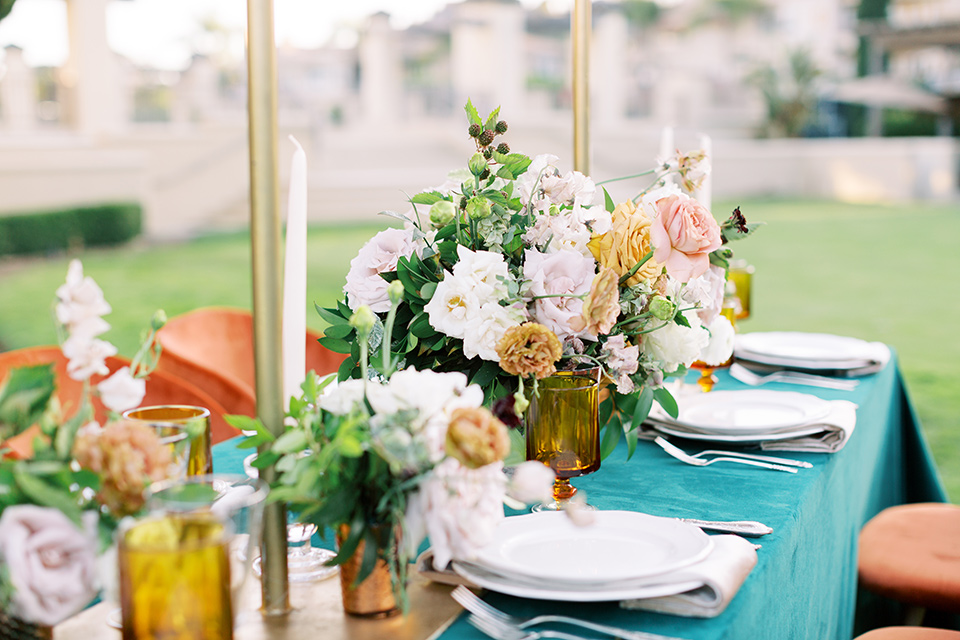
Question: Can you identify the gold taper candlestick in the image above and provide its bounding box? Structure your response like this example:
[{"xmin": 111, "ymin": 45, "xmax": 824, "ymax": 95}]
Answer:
[
  {"xmin": 246, "ymin": 0, "xmax": 290, "ymax": 616},
  {"xmin": 572, "ymin": 0, "xmax": 591, "ymax": 175}
]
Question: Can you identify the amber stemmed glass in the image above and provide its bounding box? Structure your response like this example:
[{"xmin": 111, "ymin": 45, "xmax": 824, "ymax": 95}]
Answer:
[{"xmin": 525, "ymin": 365, "xmax": 601, "ymax": 511}]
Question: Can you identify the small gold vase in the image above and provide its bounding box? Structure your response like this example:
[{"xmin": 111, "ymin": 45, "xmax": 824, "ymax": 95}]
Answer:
[
  {"xmin": 336, "ymin": 525, "xmax": 399, "ymax": 619},
  {"xmin": 0, "ymin": 608, "xmax": 53, "ymax": 640}
]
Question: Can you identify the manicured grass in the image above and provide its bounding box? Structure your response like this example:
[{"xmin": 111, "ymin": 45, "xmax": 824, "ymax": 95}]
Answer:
[{"xmin": 0, "ymin": 200, "xmax": 957, "ymax": 498}]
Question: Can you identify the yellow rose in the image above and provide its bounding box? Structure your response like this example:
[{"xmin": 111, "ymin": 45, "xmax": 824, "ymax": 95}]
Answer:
[{"xmin": 587, "ymin": 200, "xmax": 663, "ymax": 287}]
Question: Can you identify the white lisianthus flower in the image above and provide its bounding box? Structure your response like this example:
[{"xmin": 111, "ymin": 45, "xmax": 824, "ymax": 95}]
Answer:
[
  {"xmin": 601, "ymin": 335, "xmax": 640, "ymax": 394},
  {"xmin": 0, "ymin": 506, "xmax": 100, "ymax": 626},
  {"xmin": 462, "ymin": 302, "xmax": 524, "ymax": 361},
  {"xmin": 699, "ymin": 314, "xmax": 736, "ymax": 367},
  {"xmin": 540, "ymin": 170, "xmax": 595, "ymax": 207},
  {"xmin": 523, "ymin": 249, "xmax": 594, "ymax": 341},
  {"xmin": 508, "ymin": 461, "xmax": 556, "ymax": 504},
  {"xmin": 97, "ymin": 366, "xmax": 146, "ymax": 413},
  {"xmin": 424, "ymin": 275, "xmax": 477, "ymax": 339},
  {"xmin": 450, "ymin": 246, "xmax": 510, "ymax": 301},
  {"xmin": 62, "ymin": 334, "xmax": 116, "ymax": 381},
  {"xmin": 642, "ymin": 310, "xmax": 709, "ymax": 373},
  {"xmin": 682, "ymin": 265, "xmax": 726, "ymax": 325},
  {"xmin": 343, "ymin": 228, "xmax": 417, "ymax": 313},
  {"xmin": 55, "ymin": 260, "xmax": 112, "ymax": 339},
  {"xmin": 403, "ymin": 458, "xmax": 506, "ymax": 569}
]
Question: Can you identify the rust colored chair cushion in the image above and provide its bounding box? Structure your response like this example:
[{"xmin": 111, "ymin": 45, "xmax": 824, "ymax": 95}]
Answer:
[
  {"xmin": 856, "ymin": 628, "xmax": 960, "ymax": 640},
  {"xmin": 859, "ymin": 503, "xmax": 960, "ymax": 613},
  {"xmin": 156, "ymin": 307, "xmax": 347, "ymax": 418}
]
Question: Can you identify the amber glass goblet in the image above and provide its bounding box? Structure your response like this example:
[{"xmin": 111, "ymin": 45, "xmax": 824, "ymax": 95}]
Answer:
[
  {"xmin": 525, "ymin": 366, "xmax": 601, "ymax": 510},
  {"xmin": 123, "ymin": 405, "xmax": 213, "ymax": 476}
]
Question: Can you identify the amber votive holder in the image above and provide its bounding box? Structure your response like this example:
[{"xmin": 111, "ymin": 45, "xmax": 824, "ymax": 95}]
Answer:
[{"xmin": 124, "ymin": 405, "xmax": 213, "ymax": 476}]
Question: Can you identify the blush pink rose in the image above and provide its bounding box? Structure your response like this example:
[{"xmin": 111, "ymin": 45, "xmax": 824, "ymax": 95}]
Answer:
[{"xmin": 649, "ymin": 194, "xmax": 722, "ymax": 282}]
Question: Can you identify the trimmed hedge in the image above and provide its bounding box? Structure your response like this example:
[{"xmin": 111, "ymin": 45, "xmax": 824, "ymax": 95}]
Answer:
[{"xmin": 0, "ymin": 203, "xmax": 142, "ymax": 256}]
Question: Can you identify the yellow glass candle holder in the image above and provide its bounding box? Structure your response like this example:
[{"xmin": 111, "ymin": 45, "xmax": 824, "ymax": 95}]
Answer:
[
  {"xmin": 118, "ymin": 513, "xmax": 233, "ymax": 640},
  {"xmin": 727, "ymin": 261, "xmax": 755, "ymax": 320},
  {"xmin": 124, "ymin": 405, "xmax": 213, "ymax": 476}
]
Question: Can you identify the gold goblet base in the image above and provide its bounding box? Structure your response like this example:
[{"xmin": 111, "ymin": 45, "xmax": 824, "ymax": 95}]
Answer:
[{"xmin": 530, "ymin": 478, "xmax": 597, "ymax": 512}]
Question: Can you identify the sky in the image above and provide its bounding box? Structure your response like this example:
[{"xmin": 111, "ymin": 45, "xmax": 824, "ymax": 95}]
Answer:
[{"xmin": 0, "ymin": 0, "xmax": 573, "ymax": 70}]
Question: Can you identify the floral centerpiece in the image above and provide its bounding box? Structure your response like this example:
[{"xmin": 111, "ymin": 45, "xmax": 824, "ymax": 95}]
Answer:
[
  {"xmin": 0, "ymin": 261, "xmax": 172, "ymax": 630},
  {"xmin": 320, "ymin": 102, "xmax": 757, "ymax": 455},
  {"xmin": 238, "ymin": 296, "xmax": 554, "ymax": 614}
]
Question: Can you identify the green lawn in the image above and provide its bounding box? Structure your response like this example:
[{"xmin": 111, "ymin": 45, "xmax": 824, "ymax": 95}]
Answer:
[{"xmin": 1, "ymin": 200, "xmax": 957, "ymax": 498}]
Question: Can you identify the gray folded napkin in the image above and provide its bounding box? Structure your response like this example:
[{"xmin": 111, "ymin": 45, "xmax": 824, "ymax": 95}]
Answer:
[{"xmin": 416, "ymin": 534, "xmax": 757, "ymax": 618}]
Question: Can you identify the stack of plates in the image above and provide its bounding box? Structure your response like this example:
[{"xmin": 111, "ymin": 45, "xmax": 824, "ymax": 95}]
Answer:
[
  {"xmin": 648, "ymin": 389, "xmax": 833, "ymax": 443},
  {"xmin": 735, "ymin": 332, "xmax": 889, "ymax": 374},
  {"xmin": 451, "ymin": 511, "xmax": 712, "ymax": 601}
]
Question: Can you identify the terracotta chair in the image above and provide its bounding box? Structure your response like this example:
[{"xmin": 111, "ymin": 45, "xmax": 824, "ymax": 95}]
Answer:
[
  {"xmin": 859, "ymin": 503, "xmax": 960, "ymax": 626},
  {"xmin": 156, "ymin": 307, "xmax": 347, "ymax": 418},
  {"xmin": 855, "ymin": 628, "xmax": 960, "ymax": 639},
  {"xmin": 0, "ymin": 346, "xmax": 238, "ymax": 457}
]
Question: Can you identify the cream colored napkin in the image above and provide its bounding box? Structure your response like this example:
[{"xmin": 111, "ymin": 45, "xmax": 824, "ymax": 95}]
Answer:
[
  {"xmin": 416, "ymin": 534, "xmax": 757, "ymax": 619},
  {"xmin": 618, "ymin": 534, "xmax": 757, "ymax": 618}
]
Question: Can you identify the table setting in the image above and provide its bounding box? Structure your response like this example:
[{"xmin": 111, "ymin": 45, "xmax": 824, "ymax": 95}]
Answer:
[{"xmin": 0, "ymin": 101, "xmax": 949, "ymax": 640}]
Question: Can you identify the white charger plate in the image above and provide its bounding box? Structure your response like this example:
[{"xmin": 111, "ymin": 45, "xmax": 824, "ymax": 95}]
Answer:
[
  {"xmin": 452, "ymin": 560, "xmax": 704, "ymax": 602},
  {"xmin": 735, "ymin": 332, "xmax": 878, "ymax": 369},
  {"xmin": 472, "ymin": 511, "xmax": 713, "ymax": 585},
  {"xmin": 650, "ymin": 390, "xmax": 832, "ymax": 435}
]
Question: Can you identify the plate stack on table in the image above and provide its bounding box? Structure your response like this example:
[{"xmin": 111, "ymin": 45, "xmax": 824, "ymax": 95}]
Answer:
[{"xmin": 734, "ymin": 332, "xmax": 890, "ymax": 377}]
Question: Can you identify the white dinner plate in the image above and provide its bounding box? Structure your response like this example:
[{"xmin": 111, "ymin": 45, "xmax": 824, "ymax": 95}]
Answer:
[
  {"xmin": 735, "ymin": 332, "xmax": 879, "ymax": 369},
  {"xmin": 452, "ymin": 560, "xmax": 704, "ymax": 602},
  {"xmin": 650, "ymin": 421, "xmax": 827, "ymax": 443},
  {"xmin": 650, "ymin": 390, "xmax": 832, "ymax": 435},
  {"xmin": 472, "ymin": 511, "xmax": 713, "ymax": 585}
]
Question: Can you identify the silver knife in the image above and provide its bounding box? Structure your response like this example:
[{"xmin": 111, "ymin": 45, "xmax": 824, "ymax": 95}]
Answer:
[{"xmin": 680, "ymin": 518, "xmax": 773, "ymax": 537}]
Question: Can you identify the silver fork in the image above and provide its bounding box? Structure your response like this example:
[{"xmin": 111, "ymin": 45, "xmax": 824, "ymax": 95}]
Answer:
[
  {"xmin": 453, "ymin": 586, "xmax": 687, "ymax": 640},
  {"xmin": 654, "ymin": 436, "xmax": 798, "ymax": 473},
  {"xmin": 467, "ymin": 614, "xmax": 591, "ymax": 640},
  {"xmin": 729, "ymin": 363, "xmax": 859, "ymax": 391},
  {"xmin": 690, "ymin": 449, "xmax": 812, "ymax": 469}
]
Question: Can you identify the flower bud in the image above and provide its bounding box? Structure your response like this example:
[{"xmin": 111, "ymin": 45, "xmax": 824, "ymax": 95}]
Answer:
[
  {"xmin": 468, "ymin": 153, "xmax": 487, "ymax": 177},
  {"xmin": 349, "ymin": 305, "xmax": 376, "ymax": 339},
  {"xmin": 648, "ymin": 296, "xmax": 675, "ymax": 321},
  {"xmin": 495, "ymin": 120, "xmax": 508, "ymax": 134},
  {"xmin": 468, "ymin": 123, "xmax": 482, "ymax": 138},
  {"xmin": 151, "ymin": 309, "xmax": 167, "ymax": 331},
  {"xmin": 465, "ymin": 197, "xmax": 492, "ymax": 220},
  {"xmin": 429, "ymin": 200, "xmax": 457, "ymax": 227},
  {"xmin": 496, "ymin": 142, "xmax": 510, "ymax": 155},
  {"xmin": 387, "ymin": 280, "xmax": 405, "ymax": 306},
  {"xmin": 512, "ymin": 390, "xmax": 529, "ymax": 414}
]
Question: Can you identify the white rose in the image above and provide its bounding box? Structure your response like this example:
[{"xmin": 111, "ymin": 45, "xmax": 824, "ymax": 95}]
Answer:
[
  {"xmin": 61, "ymin": 334, "xmax": 116, "ymax": 381},
  {"xmin": 642, "ymin": 310, "xmax": 709, "ymax": 373},
  {"xmin": 508, "ymin": 461, "xmax": 556, "ymax": 504},
  {"xmin": 0, "ymin": 506, "xmax": 100, "ymax": 626},
  {"xmin": 343, "ymin": 228, "xmax": 416, "ymax": 313},
  {"xmin": 97, "ymin": 367, "xmax": 146, "ymax": 413},
  {"xmin": 387, "ymin": 369, "xmax": 478, "ymax": 420},
  {"xmin": 463, "ymin": 302, "xmax": 524, "ymax": 361},
  {"xmin": 699, "ymin": 314, "xmax": 736, "ymax": 366},
  {"xmin": 523, "ymin": 249, "xmax": 595, "ymax": 341},
  {"xmin": 424, "ymin": 275, "xmax": 477, "ymax": 339}
]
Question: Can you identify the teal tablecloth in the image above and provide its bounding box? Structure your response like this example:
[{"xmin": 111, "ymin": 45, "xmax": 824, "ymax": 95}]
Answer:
[{"xmin": 212, "ymin": 353, "xmax": 946, "ymax": 640}]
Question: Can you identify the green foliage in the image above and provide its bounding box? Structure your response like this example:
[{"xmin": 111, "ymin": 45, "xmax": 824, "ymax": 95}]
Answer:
[
  {"xmin": 0, "ymin": 202, "xmax": 142, "ymax": 257},
  {"xmin": 0, "ymin": 364, "xmax": 56, "ymax": 441},
  {"xmin": 0, "ymin": 0, "xmax": 15, "ymax": 22},
  {"xmin": 746, "ymin": 49, "xmax": 822, "ymax": 138}
]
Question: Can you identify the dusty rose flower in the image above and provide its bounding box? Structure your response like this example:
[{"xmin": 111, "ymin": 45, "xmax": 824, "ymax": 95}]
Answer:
[
  {"xmin": 0, "ymin": 506, "xmax": 99, "ymax": 626},
  {"xmin": 587, "ymin": 200, "xmax": 663, "ymax": 287},
  {"xmin": 649, "ymin": 194, "xmax": 722, "ymax": 282},
  {"xmin": 569, "ymin": 267, "xmax": 620, "ymax": 336},
  {"xmin": 73, "ymin": 420, "xmax": 175, "ymax": 516},
  {"xmin": 496, "ymin": 322, "xmax": 563, "ymax": 379},
  {"xmin": 343, "ymin": 227, "xmax": 416, "ymax": 312},
  {"xmin": 444, "ymin": 407, "xmax": 510, "ymax": 469}
]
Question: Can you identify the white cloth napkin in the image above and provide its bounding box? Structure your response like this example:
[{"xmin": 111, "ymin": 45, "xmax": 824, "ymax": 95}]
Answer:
[
  {"xmin": 643, "ymin": 399, "xmax": 858, "ymax": 454},
  {"xmin": 417, "ymin": 535, "xmax": 757, "ymax": 619},
  {"xmin": 619, "ymin": 534, "xmax": 757, "ymax": 618}
]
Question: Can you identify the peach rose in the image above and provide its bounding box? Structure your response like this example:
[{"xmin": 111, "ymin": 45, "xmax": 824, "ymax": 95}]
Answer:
[
  {"xmin": 569, "ymin": 267, "xmax": 620, "ymax": 337},
  {"xmin": 587, "ymin": 200, "xmax": 663, "ymax": 287},
  {"xmin": 496, "ymin": 322, "xmax": 563, "ymax": 379},
  {"xmin": 649, "ymin": 194, "xmax": 721, "ymax": 282},
  {"xmin": 444, "ymin": 407, "xmax": 511, "ymax": 469}
]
